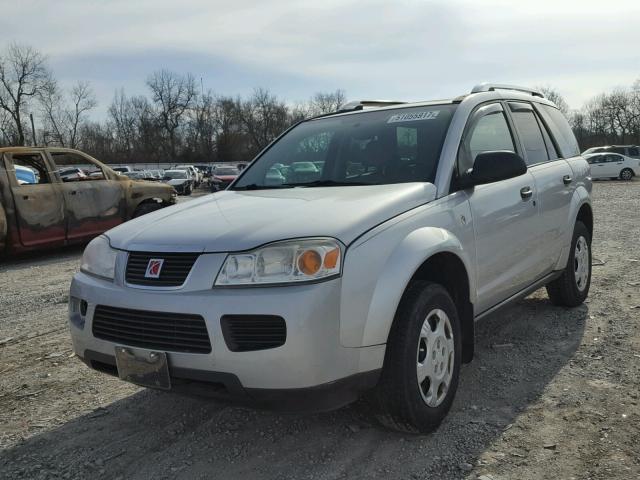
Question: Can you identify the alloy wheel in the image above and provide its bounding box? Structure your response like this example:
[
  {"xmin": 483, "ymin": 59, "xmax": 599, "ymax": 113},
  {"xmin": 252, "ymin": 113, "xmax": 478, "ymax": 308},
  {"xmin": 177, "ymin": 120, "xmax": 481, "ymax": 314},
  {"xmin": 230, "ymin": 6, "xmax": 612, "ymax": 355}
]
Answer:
[{"xmin": 416, "ymin": 309, "xmax": 455, "ymax": 407}]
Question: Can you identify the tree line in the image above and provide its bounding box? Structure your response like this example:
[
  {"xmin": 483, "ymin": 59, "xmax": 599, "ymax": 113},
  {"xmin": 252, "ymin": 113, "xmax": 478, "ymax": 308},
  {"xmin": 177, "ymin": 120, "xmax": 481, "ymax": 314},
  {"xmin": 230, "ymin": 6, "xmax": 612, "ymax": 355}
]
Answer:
[{"xmin": 1, "ymin": 42, "xmax": 639, "ymax": 164}]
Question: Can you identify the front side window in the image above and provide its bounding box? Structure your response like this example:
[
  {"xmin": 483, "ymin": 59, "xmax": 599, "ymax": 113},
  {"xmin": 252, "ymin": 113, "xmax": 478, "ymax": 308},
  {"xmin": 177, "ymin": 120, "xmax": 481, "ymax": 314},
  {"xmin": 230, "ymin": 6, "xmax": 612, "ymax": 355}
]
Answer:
[
  {"xmin": 628, "ymin": 147, "xmax": 639, "ymax": 157},
  {"xmin": 509, "ymin": 103, "xmax": 549, "ymax": 165},
  {"xmin": 458, "ymin": 109, "xmax": 516, "ymax": 174},
  {"xmin": 50, "ymin": 152, "xmax": 106, "ymax": 182},
  {"xmin": 233, "ymin": 104, "xmax": 456, "ymax": 189}
]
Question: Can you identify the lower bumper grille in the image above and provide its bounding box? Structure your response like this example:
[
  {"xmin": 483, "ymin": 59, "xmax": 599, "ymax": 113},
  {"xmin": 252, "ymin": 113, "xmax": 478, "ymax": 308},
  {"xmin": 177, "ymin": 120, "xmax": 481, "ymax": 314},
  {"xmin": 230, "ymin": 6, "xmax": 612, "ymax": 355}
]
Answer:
[
  {"xmin": 221, "ymin": 315, "xmax": 286, "ymax": 352},
  {"xmin": 92, "ymin": 305, "xmax": 211, "ymax": 354}
]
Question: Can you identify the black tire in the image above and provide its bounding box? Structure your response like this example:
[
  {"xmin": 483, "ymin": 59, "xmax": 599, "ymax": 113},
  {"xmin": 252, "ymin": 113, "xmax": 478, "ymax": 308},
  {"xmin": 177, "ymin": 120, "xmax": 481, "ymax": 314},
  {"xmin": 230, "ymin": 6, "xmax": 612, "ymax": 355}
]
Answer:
[
  {"xmin": 371, "ymin": 281, "xmax": 462, "ymax": 433},
  {"xmin": 620, "ymin": 168, "xmax": 634, "ymax": 181},
  {"xmin": 546, "ymin": 221, "xmax": 591, "ymax": 307},
  {"xmin": 133, "ymin": 202, "xmax": 163, "ymax": 218}
]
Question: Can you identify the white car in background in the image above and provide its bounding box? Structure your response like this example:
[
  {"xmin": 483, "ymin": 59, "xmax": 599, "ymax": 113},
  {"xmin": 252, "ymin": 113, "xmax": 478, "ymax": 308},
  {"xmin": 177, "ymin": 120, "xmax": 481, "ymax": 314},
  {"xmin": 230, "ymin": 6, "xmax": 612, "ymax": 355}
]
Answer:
[
  {"xmin": 584, "ymin": 152, "xmax": 639, "ymax": 180},
  {"xmin": 174, "ymin": 165, "xmax": 201, "ymax": 187}
]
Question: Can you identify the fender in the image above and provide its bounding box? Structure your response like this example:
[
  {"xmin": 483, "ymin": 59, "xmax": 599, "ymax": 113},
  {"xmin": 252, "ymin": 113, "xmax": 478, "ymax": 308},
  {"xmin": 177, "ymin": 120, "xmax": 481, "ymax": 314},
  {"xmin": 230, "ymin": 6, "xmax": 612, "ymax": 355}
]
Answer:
[
  {"xmin": 340, "ymin": 225, "xmax": 475, "ymax": 348},
  {"xmin": 554, "ymin": 185, "xmax": 591, "ymax": 270}
]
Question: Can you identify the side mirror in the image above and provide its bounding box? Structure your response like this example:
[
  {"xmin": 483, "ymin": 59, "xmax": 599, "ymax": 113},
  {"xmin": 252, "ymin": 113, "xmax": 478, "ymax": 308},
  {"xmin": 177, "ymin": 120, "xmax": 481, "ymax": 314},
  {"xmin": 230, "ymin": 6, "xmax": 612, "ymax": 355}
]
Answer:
[{"xmin": 460, "ymin": 151, "xmax": 527, "ymax": 187}]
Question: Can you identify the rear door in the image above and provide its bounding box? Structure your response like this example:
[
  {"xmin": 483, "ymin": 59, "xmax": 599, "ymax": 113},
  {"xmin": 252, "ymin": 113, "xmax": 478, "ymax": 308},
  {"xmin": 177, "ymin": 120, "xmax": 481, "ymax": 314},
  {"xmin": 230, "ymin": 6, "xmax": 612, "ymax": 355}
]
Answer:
[
  {"xmin": 602, "ymin": 154, "xmax": 624, "ymax": 177},
  {"xmin": 48, "ymin": 150, "xmax": 126, "ymax": 241},
  {"xmin": 3, "ymin": 151, "xmax": 66, "ymax": 247},
  {"xmin": 507, "ymin": 101, "xmax": 574, "ymax": 273},
  {"xmin": 459, "ymin": 102, "xmax": 541, "ymax": 313}
]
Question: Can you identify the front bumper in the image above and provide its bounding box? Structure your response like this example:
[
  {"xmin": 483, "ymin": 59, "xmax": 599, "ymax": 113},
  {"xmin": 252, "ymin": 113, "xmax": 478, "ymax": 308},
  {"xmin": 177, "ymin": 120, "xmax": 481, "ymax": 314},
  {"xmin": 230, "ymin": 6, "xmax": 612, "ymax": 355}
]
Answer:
[{"xmin": 69, "ymin": 260, "xmax": 385, "ymax": 410}]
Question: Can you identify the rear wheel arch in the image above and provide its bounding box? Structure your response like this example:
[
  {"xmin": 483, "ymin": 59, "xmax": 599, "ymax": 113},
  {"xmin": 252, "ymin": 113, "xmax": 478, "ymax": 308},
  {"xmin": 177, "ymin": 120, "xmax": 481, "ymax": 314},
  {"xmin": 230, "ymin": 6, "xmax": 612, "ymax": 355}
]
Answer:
[{"xmin": 576, "ymin": 203, "xmax": 593, "ymax": 239}]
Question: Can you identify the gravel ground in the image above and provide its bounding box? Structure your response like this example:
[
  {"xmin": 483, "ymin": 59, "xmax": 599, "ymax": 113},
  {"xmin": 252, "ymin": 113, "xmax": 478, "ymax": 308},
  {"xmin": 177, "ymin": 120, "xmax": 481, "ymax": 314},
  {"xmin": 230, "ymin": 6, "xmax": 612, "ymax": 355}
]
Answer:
[{"xmin": 1, "ymin": 181, "xmax": 639, "ymax": 480}]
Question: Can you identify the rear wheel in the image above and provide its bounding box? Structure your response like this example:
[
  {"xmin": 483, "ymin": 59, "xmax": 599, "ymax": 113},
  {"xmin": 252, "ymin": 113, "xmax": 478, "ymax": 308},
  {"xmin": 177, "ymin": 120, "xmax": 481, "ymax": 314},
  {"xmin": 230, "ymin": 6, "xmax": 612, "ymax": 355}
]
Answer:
[
  {"xmin": 546, "ymin": 221, "xmax": 591, "ymax": 307},
  {"xmin": 372, "ymin": 281, "xmax": 461, "ymax": 433},
  {"xmin": 620, "ymin": 168, "xmax": 634, "ymax": 181}
]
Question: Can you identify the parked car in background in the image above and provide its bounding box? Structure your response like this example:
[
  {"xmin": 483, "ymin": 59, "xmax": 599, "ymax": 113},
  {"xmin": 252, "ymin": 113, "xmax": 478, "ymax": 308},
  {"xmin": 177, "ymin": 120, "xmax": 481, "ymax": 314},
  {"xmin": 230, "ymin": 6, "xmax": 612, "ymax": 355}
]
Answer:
[
  {"xmin": 0, "ymin": 147, "xmax": 176, "ymax": 255},
  {"xmin": 59, "ymin": 167, "xmax": 88, "ymax": 182},
  {"xmin": 210, "ymin": 165, "xmax": 239, "ymax": 191},
  {"xmin": 584, "ymin": 152, "xmax": 639, "ymax": 180},
  {"xmin": 112, "ymin": 166, "xmax": 134, "ymax": 174},
  {"xmin": 15, "ymin": 165, "xmax": 38, "ymax": 185},
  {"xmin": 162, "ymin": 169, "xmax": 193, "ymax": 195},
  {"xmin": 582, "ymin": 145, "xmax": 640, "ymax": 159},
  {"xmin": 70, "ymin": 84, "xmax": 592, "ymax": 433},
  {"xmin": 174, "ymin": 165, "xmax": 201, "ymax": 187},
  {"xmin": 149, "ymin": 169, "xmax": 165, "ymax": 180}
]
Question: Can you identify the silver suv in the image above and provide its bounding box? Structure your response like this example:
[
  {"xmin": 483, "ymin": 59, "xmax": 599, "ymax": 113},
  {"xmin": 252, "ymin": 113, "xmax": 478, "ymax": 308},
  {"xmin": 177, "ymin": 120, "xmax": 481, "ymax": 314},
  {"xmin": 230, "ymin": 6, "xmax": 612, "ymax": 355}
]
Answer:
[{"xmin": 69, "ymin": 84, "xmax": 592, "ymax": 433}]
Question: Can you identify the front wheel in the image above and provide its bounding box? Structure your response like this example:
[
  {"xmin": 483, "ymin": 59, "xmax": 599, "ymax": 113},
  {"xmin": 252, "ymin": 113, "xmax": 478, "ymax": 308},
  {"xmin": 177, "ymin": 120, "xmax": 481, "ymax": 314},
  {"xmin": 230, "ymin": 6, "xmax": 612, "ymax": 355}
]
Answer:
[
  {"xmin": 133, "ymin": 202, "xmax": 163, "ymax": 218},
  {"xmin": 371, "ymin": 281, "xmax": 461, "ymax": 433},
  {"xmin": 620, "ymin": 168, "xmax": 634, "ymax": 181},
  {"xmin": 546, "ymin": 221, "xmax": 591, "ymax": 307}
]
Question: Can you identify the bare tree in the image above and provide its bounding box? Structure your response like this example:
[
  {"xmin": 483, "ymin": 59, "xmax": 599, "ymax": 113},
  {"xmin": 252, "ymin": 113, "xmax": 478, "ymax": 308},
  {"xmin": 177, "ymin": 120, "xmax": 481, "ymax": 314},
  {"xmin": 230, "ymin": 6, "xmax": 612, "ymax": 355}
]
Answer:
[
  {"xmin": 238, "ymin": 88, "xmax": 289, "ymax": 153},
  {"xmin": 67, "ymin": 81, "xmax": 97, "ymax": 148},
  {"xmin": 0, "ymin": 43, "xmax": 51, "ymax": 145},
  {"xmin": 309, "ymin": 89, "xmax": 346, "ymax": 115},
  {"xmin": 146, "ymin": 69, "xmax": 196, "ymax": 158},
  {"xmin": 538, "ymin": 86, "xmax": 570, "ymax": 115}
]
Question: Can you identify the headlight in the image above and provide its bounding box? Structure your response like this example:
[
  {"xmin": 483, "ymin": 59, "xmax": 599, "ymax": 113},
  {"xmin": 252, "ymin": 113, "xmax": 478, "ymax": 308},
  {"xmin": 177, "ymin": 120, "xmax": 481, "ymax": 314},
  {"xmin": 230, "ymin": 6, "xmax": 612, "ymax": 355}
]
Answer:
[
  {"xmin": 215, "ymin": 238, "xmax": 342, "ymax": 286},
  {"xmin": 80, "ymin": 235, "xmax": 118, "ymax": 280}
]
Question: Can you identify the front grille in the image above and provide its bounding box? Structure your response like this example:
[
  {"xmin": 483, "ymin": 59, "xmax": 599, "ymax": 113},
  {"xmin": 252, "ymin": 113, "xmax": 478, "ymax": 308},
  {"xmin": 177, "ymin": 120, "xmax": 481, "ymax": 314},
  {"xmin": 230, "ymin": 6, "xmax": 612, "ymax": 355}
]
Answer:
[
  {"xmin": 126, "ymin": 252, "xmax": 199, "ymax": 287},
  {"xmin": 93, "ymin": 305, "xmax": 211, "ymax": 353},
  {"xmin": 221, "ymin": 315, "xmax": 286, "ymax": 352}
]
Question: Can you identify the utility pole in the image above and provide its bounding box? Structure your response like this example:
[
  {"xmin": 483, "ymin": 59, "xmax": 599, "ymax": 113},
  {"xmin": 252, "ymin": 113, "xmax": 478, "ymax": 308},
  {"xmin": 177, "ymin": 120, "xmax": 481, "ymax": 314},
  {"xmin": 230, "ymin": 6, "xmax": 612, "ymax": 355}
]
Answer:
[{"xmin": 29, "ymin": 113, "xmax": 37, "ymax": 146}]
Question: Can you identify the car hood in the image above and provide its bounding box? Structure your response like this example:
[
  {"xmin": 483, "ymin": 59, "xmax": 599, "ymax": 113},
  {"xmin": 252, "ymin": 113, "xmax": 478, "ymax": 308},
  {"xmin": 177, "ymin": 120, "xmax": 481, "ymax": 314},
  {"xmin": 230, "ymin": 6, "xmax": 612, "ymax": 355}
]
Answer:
[
  {"xmin": 106, "ymin": 183, "xmax": 437, "ymax": 252},
  {"xmin": 214, "ymin": 175, "xmax": 238, "ymax": 181}
]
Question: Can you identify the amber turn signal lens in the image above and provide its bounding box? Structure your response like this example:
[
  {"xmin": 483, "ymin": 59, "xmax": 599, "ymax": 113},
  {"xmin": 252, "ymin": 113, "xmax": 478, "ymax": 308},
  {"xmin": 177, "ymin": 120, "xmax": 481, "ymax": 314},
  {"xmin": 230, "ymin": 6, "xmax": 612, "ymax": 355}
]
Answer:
[
  {"xmin": 324, "ymin": 247, "xmax": 339, "ymax": 269},
  {"xmin": 298, "ymin": 249, "xmax": 322, "ymax": 275}
]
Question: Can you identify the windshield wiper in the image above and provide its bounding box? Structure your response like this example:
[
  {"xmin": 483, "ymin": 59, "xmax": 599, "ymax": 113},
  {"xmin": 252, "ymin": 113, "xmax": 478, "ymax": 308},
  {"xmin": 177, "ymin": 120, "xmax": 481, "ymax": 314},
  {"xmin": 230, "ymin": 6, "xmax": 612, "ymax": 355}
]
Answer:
[
  {"xmin": 232, "ymin": 183, "xmax": 294, "ymax": 191},
  {"xmin": 282, "ymin": 180, "xmax": 370, "ymax": 187}
]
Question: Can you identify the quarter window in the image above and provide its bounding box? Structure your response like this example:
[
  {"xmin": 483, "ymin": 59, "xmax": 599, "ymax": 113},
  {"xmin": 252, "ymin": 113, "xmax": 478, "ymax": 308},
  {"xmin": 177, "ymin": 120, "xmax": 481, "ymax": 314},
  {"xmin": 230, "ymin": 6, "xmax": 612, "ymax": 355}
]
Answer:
[
  {"xmin": 538, "ymin": 105, "xmax": 580, "ymax": 158},
  {"xmin": 11, "ymin": 154, "xmax": 51, "ymax": 185}
]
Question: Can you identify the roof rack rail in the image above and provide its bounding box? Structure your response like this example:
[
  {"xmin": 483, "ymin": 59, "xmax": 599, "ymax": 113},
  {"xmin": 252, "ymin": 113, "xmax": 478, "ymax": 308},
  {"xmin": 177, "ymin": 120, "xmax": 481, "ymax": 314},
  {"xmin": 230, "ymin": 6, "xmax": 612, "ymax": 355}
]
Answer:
[
  {"xmin": 470, "ymin": 83, "xmax": 545, "ymax": 98},
  {"xmin": 338, "ymin": 100, "xmax": 407, "ymax": 112}
]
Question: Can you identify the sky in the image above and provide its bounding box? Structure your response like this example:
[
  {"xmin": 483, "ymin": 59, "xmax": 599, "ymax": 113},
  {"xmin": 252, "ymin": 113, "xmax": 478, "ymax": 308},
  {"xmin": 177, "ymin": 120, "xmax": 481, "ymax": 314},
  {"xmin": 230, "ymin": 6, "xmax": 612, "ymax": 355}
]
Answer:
[{"xmin": 1, "ymin": 0, "xmax": 639, "ymax": 118}]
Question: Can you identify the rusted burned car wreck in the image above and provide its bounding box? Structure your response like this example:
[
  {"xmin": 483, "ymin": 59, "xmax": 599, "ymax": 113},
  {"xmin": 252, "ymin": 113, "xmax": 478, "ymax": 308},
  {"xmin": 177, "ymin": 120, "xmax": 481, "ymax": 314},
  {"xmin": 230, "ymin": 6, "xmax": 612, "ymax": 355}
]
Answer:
[{"xmin": 0, "ymin": 147, "xmax": 176, "ymax": 254}]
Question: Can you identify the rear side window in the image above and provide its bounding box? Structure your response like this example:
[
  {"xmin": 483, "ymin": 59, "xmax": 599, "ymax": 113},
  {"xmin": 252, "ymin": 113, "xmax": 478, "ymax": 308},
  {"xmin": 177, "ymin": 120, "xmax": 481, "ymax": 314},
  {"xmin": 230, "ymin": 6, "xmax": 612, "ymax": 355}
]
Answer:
[
  {"xmin": 509, "ymin": 103, "xmax": 549, "ymax": 165},
  {"xmin": 538, "ymin": 105, "xmax": 580, "ymax": 158},
  {"xmin": 628, "ymin": 147, "xmax": 639, "ymax": 156}
]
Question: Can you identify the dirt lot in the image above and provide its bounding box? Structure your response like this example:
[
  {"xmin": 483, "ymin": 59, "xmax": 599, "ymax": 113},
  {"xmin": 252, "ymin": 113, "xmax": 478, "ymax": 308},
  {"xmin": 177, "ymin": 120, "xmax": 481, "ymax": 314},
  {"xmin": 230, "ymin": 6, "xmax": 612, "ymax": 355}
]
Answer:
[{"xmin": 1, "ymin": 181, "xmax": 639, "ymax": 480}]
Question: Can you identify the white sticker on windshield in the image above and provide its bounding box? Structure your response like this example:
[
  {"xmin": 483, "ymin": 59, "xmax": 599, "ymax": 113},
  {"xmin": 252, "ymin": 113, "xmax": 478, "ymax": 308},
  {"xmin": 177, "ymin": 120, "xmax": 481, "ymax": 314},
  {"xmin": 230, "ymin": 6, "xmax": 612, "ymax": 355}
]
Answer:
[{"xmin": 387, "ymin": 110, "xmax": 440, "ymax": 123}]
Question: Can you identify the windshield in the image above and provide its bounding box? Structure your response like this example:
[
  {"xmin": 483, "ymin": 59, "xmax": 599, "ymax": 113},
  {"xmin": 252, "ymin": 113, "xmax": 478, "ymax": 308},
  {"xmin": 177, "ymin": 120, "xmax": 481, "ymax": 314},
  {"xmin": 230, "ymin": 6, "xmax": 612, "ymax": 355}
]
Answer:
[
  {"xmin": 164, "ymin": 171, "xmax": 187, "ymax": 179},
  {"xmin": 233, "ymin": 104, "xmax": 456, "ymax": 190}
]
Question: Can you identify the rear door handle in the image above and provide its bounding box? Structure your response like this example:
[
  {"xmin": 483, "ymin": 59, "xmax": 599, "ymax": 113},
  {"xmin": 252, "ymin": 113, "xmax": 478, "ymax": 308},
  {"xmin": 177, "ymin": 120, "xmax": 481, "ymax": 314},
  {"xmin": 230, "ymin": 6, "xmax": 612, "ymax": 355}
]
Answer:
[
  {"xmin": 70, "ymin": 190, "xmax": 77, "ymax": 195},
  {"xmin": 520, "ymin": 186, "xmax": 533, "ymax": 199},
  {"xmin": 563, "ymin": 175, "xmax": 573, "ymax": 185}
]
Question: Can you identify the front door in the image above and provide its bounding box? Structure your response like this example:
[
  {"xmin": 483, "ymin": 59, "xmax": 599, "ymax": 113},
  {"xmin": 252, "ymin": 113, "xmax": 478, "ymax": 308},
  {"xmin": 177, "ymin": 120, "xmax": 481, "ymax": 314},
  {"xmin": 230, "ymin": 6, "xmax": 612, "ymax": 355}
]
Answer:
[
  {"xmin": 457, "ymin": 102, "xmax": 541, "ymax": 313},
  {"xmin": 4, "ymin": 152, "xmax": 66, "ymax": 248},
  {"xmin": 48, "ymin": 151, "xmax": 126, "ymax": 241}
]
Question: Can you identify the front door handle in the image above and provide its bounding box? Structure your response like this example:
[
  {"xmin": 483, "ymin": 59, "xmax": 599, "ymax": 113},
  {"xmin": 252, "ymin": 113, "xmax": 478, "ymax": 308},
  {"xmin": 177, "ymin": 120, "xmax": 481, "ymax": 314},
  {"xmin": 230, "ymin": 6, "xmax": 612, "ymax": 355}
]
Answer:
[
  {"xmin": 520, "ymin": 186, "xmax": 533, "ymax": 199},
  {"xmin": 70, "ymin": 190, "xmax": 78, "ymax": 195},
  {"xmin": 563, "ymin": 175, "xmax": 573, "ymax": 185}
]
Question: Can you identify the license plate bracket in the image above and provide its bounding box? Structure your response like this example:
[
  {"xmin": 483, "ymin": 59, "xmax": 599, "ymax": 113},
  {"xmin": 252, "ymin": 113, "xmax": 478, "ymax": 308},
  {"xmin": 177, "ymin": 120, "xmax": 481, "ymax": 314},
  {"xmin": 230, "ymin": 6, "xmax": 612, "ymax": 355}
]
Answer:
[{"xmin": 114, "ymin": 346, "xmax": 171, "ymax": 390}]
